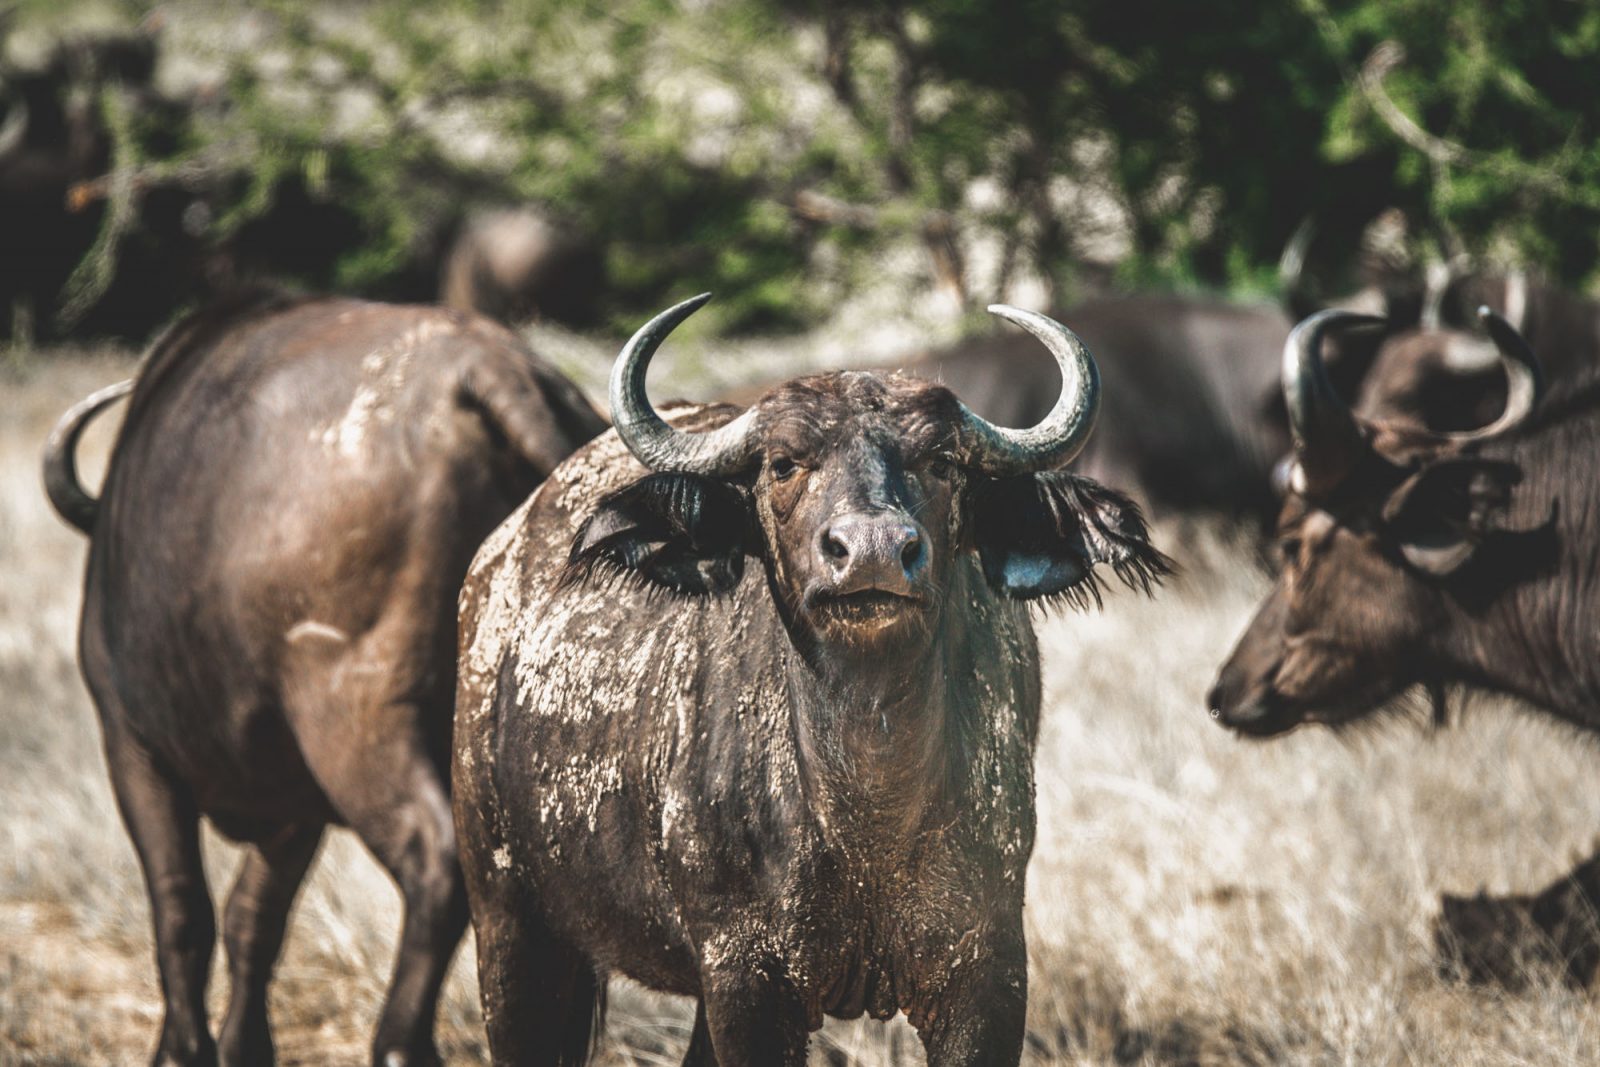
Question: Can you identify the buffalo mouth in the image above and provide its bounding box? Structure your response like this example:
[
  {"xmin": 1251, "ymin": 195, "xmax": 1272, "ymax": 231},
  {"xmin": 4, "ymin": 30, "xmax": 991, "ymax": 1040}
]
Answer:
[
  {"xmin": 807, "ymin": 587, "xmax": 926, "ymax": 627},
  {"xmin": 1216, "ymin": 686, "xmax": 1397, "ymax": 740},
  {"xmin": 1216, "ymin": 700, "xmax": 1307, "ymax": 739}
]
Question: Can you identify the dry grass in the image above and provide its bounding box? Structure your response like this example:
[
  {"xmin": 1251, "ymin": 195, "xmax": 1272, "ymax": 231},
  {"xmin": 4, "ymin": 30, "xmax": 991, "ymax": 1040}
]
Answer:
[{"xmin": 3, "ymin": 350, "xmax": 1599, "ymax": 1065}]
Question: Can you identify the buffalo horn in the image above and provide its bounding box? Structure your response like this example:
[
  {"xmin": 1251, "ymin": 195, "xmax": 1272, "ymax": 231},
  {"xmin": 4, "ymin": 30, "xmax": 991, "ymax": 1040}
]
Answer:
[
  {"xmin": 1282, "ymin": 309, "xmax": 1385, "ymax": 496},
  {"xmin": 1430, "ymin": 307, "xmax": 1542, "ymax": 443},
  {"xmin": 609, "ymin": 293, "xmax": 758, "ymax": 476},
  {"xmin": 960, "ymin": 305, "xmax": 1101, "ymax": 476}
]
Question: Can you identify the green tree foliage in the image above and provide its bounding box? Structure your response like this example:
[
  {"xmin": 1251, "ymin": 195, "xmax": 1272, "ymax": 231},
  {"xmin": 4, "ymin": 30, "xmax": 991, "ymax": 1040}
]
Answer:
[{"xmin": 11, "ymin": 0, "xmax": 1599, "ymax": 335}]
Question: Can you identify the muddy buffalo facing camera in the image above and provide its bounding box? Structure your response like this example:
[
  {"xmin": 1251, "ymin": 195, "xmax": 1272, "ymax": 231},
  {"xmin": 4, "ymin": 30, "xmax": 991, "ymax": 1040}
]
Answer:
[
  {"xmin": 44, "ymin": 291, "xmax": 605, "ymax": 1067},
  {"xmin": 1209, "ymin": 306, "xmax": 1600, "ymax": 988},
  {"xmin": 454, "ymin": 294, "xmax": 1170, "ymax": 1065}
]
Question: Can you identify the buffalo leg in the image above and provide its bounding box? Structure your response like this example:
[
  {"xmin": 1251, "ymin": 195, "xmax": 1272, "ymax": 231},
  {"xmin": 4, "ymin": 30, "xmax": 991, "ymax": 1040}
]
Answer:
[
  {"xmin": 346, "ymin": 754, "xmax": 467, "ymax": 1067},
  {"xmin": 104, "ymin": 729, "xmax": 218, "ymax": 1067},
  {"xmin": 468, "ymin": 889, "xmax": 600, "ymax": 1066},
  {"xmin": 917, "ymin": 945, "xmax": 1027, "ymax": 1067},
  {"xmin": 291, "ymin": 681, "xmax": 468, "ymax": 1067},
  {"xmin": 217, "ymin": 823, "xmax": 325, "ymax": 1067},
  {"xmin": 681, "ymin": 1001, "xmax": 717, "ymax": 1066},
  {"xmin": 700, "ymin": 964, "xmax": 808, "ymax": 1066},
  {"xmin": 456, "ymin": 775, "xmax": 600, "ymax": 1065}
]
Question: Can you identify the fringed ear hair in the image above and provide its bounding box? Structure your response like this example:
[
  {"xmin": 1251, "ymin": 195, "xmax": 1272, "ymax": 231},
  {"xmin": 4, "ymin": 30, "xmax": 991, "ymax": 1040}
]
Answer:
[
  {"xmin": 565, "ymin": 472, "xmax": 755, "ymax": 597},
  {"xmin": 972, "ymin": 471, "xmax": 1173, "ymax": 609}
]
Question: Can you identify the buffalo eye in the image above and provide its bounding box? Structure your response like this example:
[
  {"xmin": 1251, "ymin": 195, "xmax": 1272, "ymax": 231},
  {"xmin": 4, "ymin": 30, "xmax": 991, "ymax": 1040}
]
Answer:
[
  {"xmin": 770, "ymin": 455, "xmax": 798, "ymax": 481},
  {"xmin": 923, "ymin": 455, "xmax": 953, "ymax": 481}
]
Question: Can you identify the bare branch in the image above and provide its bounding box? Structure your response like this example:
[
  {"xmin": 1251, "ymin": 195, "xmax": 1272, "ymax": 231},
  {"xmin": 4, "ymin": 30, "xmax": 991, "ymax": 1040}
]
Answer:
[
  {"xmin": 1358, "ymin": 42, "xmax": 1466, "ymax": 166},
  {"xmin": 790, "ymin": 189, "xmax": 879, "ymax": 229},
  {"xmin": 65, "ymin": 145, "xmax": 250, "ymax": 210},
  {"xmin": 1359, "ymin": 41, "xmax": 1600, "ymax": 210}
]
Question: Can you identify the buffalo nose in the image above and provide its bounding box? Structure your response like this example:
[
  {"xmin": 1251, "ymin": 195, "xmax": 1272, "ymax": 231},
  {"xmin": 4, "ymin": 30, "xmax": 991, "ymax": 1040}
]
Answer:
[
  {"xmin": 1206, "ymin": 677, "xmax": 1248, "ymax": 726},
  {"xmin": 1205, "ymin": 681, "xmax": 1232, "ymax": 722},
  {"xmin": 1207, "ymin": 669, "xmax": 1282, "ymax": 735},
  {"xmin": 818, "ymin": 512, "xmax": 926, "ymax": 593}
]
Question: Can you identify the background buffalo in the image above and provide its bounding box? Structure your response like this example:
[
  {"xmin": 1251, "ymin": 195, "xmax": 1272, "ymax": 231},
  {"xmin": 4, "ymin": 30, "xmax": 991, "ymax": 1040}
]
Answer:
[{"xmin": 44, "ymin": 291, "xmax": 604, "ymax": 1066}]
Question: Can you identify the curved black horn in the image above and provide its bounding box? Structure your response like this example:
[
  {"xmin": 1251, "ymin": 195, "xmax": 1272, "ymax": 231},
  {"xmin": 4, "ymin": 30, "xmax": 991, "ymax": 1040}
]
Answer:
[
  {"xmin": 1282, "ymin": 309, "xmax": 1385, "ymax": 496},
  {"xmin": 958, "ymin": 306, "xmax": 1100, "ymax": 476},
  {"xmin": 1429, "ymin": 307, "xmax": 1542, "ymax": 443},
  {"xmin": 609, "ymin": 293, "xmax": 758, "ymax": 475}
]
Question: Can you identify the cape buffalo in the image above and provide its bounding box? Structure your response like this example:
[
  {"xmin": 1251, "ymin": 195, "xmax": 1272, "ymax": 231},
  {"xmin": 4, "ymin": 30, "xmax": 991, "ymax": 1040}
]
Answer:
[
  {"xmin": 1207, "ymin": 306, "xmax": 1600, "ymax": 983},
  {"xmin": 43, "ymin": 291, "xmax": 606, "ymax": 1067},
  {"xmin": 454, "ymin": 294, "xmax": 1171, "ymax": 1064}
]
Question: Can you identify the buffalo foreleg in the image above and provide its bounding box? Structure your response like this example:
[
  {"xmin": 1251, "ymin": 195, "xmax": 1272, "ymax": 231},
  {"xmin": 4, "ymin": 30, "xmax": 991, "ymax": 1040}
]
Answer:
[
  {"xmin": 916, "ymin": 932, "xmax": 1028, "ymax": 1067},
  {"xmin": 105, "ymin": 727, "xmax": 218, "ymax": 1067},
  {"xmin": 699, "ymin": 957, "xmax": 809, "ymax": 1066},
  {"xmin": 465, "ymin": 885, "xmax": 601, "ymax": 1067},
  {"xmin": 217, "ymin": 823, "xmax": 325, "ymax": 1067},
  {"xmin": 455, "ymin": 748, "xmax": 602, "ymax": 1067},
  {"xmin": 681, "ymin": 1001, "xmax": 716, "ymax": 1066}
]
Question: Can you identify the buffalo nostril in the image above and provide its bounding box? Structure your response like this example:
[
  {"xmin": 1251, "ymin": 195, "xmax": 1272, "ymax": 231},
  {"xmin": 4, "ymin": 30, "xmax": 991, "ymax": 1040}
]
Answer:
[
  {"xmin": 900, "ymin": 532, "xmax": 924, "ymax": 573},
  {"xmin": 821, "ymin": 529, "xmax": 850, "ymax": 562}
]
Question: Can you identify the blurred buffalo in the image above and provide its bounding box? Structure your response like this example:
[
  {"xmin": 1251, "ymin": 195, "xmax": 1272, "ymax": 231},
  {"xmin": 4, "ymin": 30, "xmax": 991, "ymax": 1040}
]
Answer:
[
  {"xmin": 908, "ymin": 293, "xmax": 1294, "ymax": 521},
  {"xmin": 439, "ymin": 206, "xmax": 604, "ymax": 327}
]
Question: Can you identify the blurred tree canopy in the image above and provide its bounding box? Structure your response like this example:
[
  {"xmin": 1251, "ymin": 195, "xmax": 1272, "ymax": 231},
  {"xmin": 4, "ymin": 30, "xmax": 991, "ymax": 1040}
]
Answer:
[{"xmin": 4, "ymin": 0, "xmax": 1597, "ymax": 337}]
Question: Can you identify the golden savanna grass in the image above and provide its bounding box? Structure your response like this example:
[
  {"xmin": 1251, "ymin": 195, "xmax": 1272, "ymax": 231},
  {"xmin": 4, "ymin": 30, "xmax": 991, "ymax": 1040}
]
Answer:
[{"xmin": 3, "ymin": 347, "xmax": 1599, "ymax": 1065}]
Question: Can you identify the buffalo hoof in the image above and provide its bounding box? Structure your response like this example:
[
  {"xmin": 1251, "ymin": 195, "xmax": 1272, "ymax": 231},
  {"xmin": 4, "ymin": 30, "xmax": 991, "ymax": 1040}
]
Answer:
[
  {"xmin": 152, "ymin": 1039, "xmax": 219, "ymax": 1067},
  {"xmin": 217, "ymin": 1037, "xmax": 273, "ymax": 1067},
  {"xmin": 1435, "ymin": 889, "xmax": 1600, "ymax": 990}
]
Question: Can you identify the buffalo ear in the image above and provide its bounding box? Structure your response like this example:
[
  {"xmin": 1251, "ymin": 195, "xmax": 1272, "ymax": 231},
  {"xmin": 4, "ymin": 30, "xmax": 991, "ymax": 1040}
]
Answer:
[
  {"xmin": 972, "ymin": 472, "xmax": 1173, "ymax": 608},
  {"xmin": 565, "ymin": 472, "xmax": 754, "ymax": 596},
  {"xmin": 1382, "ymin": 458, "xmax": 1521, "ymax": 577}
]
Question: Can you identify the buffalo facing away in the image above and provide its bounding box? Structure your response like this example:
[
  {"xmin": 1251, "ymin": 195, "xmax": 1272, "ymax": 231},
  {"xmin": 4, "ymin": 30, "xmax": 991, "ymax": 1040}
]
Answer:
[
  {"xmin": 1208, "ymin": 306, "xmax": 1600, "ymax": 983},
  {"xmin": 44, "ymin": 292, "xmax": 606, "ymax": 1067},
  {"xmin": 904, "ymin": 293, "xmax": 1295, "ymax": 520},
  {"xmin": 454, "ymin": 295, "xmax": 1170, "ymax": 1064},
  {"xmin": 1353, "ymin": 275, "xmax": 1600, "ymax": 432}
]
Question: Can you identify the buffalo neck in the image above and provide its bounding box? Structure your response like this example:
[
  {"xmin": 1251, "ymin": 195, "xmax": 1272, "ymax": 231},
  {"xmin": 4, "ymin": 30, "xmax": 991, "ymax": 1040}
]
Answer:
[
  {"xmin": 1435, "ymin": 422, "xmax": 1600, "ymax": 726},
  {"xmin": 782, "ymin": 596, "xmax": 973, "ymax": 862}
]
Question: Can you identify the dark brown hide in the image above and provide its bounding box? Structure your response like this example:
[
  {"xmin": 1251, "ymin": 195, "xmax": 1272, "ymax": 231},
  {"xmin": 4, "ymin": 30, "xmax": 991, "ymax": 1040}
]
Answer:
[
  {"xmin": 52, "ymin": 291, "xmax": 605, "ymax": 1067},
  {"xmin": 454, "ymin": 371, "xmax": 1168, "ymax": 1065},
  {"xmin": 1435, "ymin": 852, "xmax": 1600, "ymax": 991}
]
